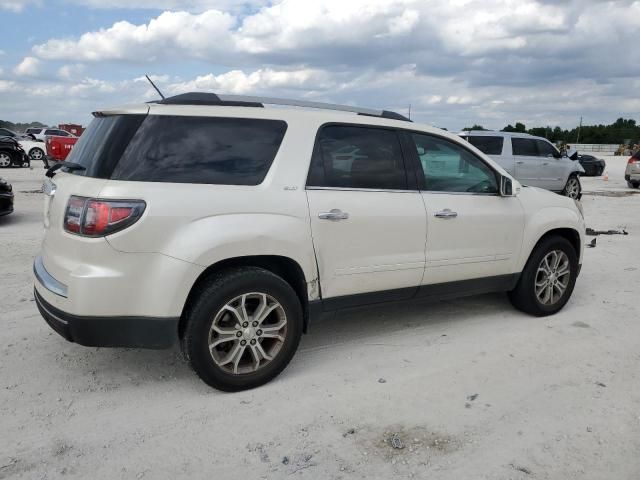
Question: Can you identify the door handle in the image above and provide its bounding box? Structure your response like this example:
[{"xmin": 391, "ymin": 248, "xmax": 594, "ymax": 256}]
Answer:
[
  {"xmin": 434, "ymin": 208, "xmax": 458, "ymax": 219},
  {"xmin": 516, "ymin": 161, "xmax": 525, "ymax": 165},
  {"xmin": 318, "ymin": 209, "xmax": 349, "ymax": 221}
]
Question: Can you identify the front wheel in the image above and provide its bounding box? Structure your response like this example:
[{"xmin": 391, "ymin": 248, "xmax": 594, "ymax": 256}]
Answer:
[
  {"xmin": 508, "ymin": 235, "xmax": 578, "ymax": 316},
  {"xmin": 562, "ymin": 175, "xmax": 582, "ymax": 200},
  {"xmin": 0, "ymin": 152, "xmax": 12, "ymax": 168},
  {"xmin": 182, "ymin": 267, "xmax": 303, "ymax": 391}
]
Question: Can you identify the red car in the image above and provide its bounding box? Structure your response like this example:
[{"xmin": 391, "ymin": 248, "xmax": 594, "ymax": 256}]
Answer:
[{"xmin": 46, "ymin": 135, "xmax": 78, "ymax": 163}]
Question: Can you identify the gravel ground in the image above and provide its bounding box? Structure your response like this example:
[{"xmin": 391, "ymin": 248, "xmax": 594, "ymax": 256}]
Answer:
[{"xmin": 1, "ymin": 157, "xmax": 639, "ymax": 479}]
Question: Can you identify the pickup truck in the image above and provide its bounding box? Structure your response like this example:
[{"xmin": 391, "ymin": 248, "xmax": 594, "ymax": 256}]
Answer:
[{"xmin": 46, "ymin": 135, "xmax": 78, "ymax": 162}]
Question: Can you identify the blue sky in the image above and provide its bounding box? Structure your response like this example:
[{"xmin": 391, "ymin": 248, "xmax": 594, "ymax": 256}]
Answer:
[{"xmin": 1, "ymin": 0, "xmax": 638, "ymax": 130}]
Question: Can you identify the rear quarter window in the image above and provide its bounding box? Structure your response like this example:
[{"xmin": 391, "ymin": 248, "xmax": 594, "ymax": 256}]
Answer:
[
  {"xmin": 111, "ymin": 116, "xmax": 287, "ymax": 185},
  {"xmin": 464, "ymin": 136, "xmax": 504, "ymax": 155}
]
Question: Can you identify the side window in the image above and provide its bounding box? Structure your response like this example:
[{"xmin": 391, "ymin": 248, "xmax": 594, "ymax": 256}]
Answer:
[
  {"xmin": 512, "ymin": 138, "xmax": 538, "ymax": 156},
  {"xmin": 411, "ymin": 133, "xmax": 498, "ymax": 194},
  {"xmin": 44, "ymin": 129, "xmax": 56, "ymax": 136},
  {"xmin": 308, "ymin": 125, "xmax": 408, "ymax": 190},
  {"xmin": 535, "ymin": 140, "xmax": 558, "ymax": 157},
  {"xmin": 110, "ymin": 116, "xmax": 287, "ymax": 185},
  {"xmin": 465, "ymin": 136, "xmax": 504, "ymax": 155}
]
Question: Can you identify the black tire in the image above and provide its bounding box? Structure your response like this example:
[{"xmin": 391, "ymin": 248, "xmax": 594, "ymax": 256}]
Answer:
[
  {"xmin": 562, "ymin": 174, "xmax": 582, "ymax": 200},
  {"xmin": 29, "ymin": 147, "xmax": 45, "ymax": 161},
  {"xmin": 0, "ymin": 151, "xmax": 12, "ymax": 168},
  {"xmin": 182, "ymin": 267, "xmax": 303, "ymax": 392},
  {"xmin": 627, "ymin": 181, "xmax": 639, "ymax": 189},
  {"xmin": 508, "ymin": 235, "xmax": 579, "ymax": 317}
]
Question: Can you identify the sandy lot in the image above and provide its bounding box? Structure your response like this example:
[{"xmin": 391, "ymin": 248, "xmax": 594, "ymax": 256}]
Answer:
[{"xmin": 1, "ymin": 157, "xmax": 639, "ymax": 480}]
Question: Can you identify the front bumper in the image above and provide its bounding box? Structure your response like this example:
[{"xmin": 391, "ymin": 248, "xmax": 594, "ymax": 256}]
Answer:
[{"xmin": 34, "ymin": 257, "xmax": 179, "ymax": 349}]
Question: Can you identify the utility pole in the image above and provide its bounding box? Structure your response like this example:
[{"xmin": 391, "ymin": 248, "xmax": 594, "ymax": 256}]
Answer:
[{"xmin": 576, "ymin": 116, "xmax": 582, "ymax": 143}]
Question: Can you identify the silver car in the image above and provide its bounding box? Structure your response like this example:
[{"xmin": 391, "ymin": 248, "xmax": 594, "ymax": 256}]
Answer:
[{"xmin": 460, "ymin": 131, "xmax": 584, "ymax": 199}]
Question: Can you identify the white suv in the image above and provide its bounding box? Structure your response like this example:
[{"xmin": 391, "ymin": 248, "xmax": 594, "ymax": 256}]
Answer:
[
  {"xmin": 459, "ymin": 131, "xmax": 584, "ymax": 199},
  {"xmin": 34, "ymin": 93, "xmax": 585, "ymax": 391}
]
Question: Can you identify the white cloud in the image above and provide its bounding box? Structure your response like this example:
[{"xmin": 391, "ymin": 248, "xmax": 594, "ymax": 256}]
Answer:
[
  {"xmin": 57, "ymin": 64, "xmax": 86, "ymax": 80},
  {"xmin": 1, "ymin": 0, "xmax": 638, "ymax": 130},
  {"xmin": 0, "ymin": 0, "xmax": 39, "ymax": 11},
  {"xmin": 13, "ymin": 56, "xmax": 40, "ymax": 76}
]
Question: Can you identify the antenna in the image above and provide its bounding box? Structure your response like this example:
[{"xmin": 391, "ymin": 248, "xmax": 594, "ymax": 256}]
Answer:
[{"xmin": 145, "ymin": 74, "xmax": 165, "ymax": 100}]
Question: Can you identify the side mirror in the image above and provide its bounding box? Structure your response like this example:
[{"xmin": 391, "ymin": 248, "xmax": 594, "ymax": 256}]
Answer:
[
  {"xmin": 500, "ymin": 175, "xmax": 516, "ymax": 196},
  {"xmin": 569, "ymin": 151, "xmax": 578, "ymax": 160}
]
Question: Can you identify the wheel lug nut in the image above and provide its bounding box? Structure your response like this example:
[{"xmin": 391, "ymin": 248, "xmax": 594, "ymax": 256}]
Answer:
[
  {"xmin": 236, "ymin": 331, "xmax": 242, "ymax": 337},
  {"xmin": 250, "ymin": 339, "xmax": 256, "ymax": 345},
  {"xmin": 240, "ymin": 340, "xmax": 247, "ymax": 346},
  {"xmin": 256, "ymin": 329, "xmax": 262, "ymax": 336},
  {"xmin": 242, "ymin": 322, "xmax": 248, "ymax": 328}
]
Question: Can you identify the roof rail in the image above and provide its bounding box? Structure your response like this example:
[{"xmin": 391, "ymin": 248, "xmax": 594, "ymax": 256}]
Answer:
[{"xmin": 155, "ymin": 92, "xmax": 411, "ymax": 122}]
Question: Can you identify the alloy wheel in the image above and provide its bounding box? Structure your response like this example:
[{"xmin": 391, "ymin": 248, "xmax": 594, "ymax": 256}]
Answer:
[
  {"xmin": 535, "ymin": 250, "xmax": 571, "ymax": 305},
  {"xmin": 208, "ymin": 292, "xmax": 287, "ymax": 375},
  {"xmin": 0, "ymin": 153, "xmax": 11, "ymax": 168},
  {"xmin": 565, "ymin": 178, "xmax": 580, "ymax": 199},
  {"xmin": 30, "ymin": 148, "xmax": 44, "ymax": 160}
]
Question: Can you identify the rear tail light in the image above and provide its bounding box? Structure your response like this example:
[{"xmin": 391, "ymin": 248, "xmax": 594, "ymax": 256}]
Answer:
[
  {"xmin": 628, "ymin": 157, "xmax": 639, "ymax": 164},
  {"xmin": 63, "ymin": 196, "xmax": 146, "ymax": 237}
]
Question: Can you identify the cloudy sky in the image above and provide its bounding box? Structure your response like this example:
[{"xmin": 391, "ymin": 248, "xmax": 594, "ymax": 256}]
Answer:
[{"xmin": 0, "ymin": 0, "xmax": 638, "ymax": 131}]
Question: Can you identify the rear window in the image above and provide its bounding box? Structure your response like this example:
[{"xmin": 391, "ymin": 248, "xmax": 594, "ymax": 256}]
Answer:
[
  {"xmin": 67, "ymin": 115, "xmax": 287, "ymax": 185},
  {"xmin": 464, "ymin": 136, "xmax": 504, "ymax": 155}
]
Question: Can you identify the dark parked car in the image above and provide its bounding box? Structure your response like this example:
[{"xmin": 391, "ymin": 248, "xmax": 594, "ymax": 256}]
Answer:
[
  {"xmin": 576, "ymin": 154, "xmax": 606, "ymax": 176},
  {"xmin": 0, "ymin": 136, "xmax": 29, "ymax": 168},
  {"xmin": 0, "ymin": 177, "xmax": 13, "ymax": 216}
]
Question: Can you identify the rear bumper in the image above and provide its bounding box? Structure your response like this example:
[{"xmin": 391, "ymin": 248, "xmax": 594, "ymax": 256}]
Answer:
[
  {"xmin": 34, "ymin": 288, "xmax": 178, "ymax": 349},
  {"xmin": 625, "ymin": 173, "xmax": 640, "ymax": 181}
]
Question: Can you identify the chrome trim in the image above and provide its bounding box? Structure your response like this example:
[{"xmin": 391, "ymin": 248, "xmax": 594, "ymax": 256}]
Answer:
[
  {"xmin": 33, "ymin": 256, "xmax": 68, "ymax": 298},
  {"xmin": 305, "ymin": 186, "xmax": 497, "ymax": 196},
  {"xmin": 36, "ymin": 293, "xmax": 69, "ymax": 325},
  {"xmin": 305, "ymin": 186, "xmax": 417, "ymax": 193},
  {"xmin": 434, "ymin": 209, "xmax": 458, "ymax": 219},
  {"xmin": 318, "ymin": 209, "xmax": 349, "ymax": 220}
]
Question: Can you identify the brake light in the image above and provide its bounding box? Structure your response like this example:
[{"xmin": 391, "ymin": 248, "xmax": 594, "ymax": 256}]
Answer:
[
  {"xmin": 63, "ymin": 196, "xmax": 146, "ymax": 237},
  {"xmin": 628, "ymin": 157, "xmax": 639, "ymax": 164}
]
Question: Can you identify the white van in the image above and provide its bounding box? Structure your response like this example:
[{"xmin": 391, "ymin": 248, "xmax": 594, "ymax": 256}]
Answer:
[{"xmin": 459, "ymin": 131, "xmax": 584, "ymax": 199}]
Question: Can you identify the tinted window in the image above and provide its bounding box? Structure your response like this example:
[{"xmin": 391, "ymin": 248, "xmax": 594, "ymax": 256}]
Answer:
[
  {"xmin": 0, "ymin": 128, "xmax": 16, "ymax": 137},
  {"xmin": 65, "ymin": 115, "xmax": 145, "ymax": 178},
  {"xmin": 465, "ymin": 136, "xmax": 504, "ymax": 155},
  {"xmin": 411, "ymin": 133, "xmax": 498, "ymax": 193},
  {"xmin": 536, "ymin": 140, "xmax": 558, "ymax": 157},
  {"xmin": 111, "ymin": 116, "xmax": 287, "ymax": 185},
  {"xmin": 512, "ymin": 138, "xmax": 538, "ymax": 156},
  {"xmin": 308, "ymin": 125, "xmax": 407, "ymax": 190}
]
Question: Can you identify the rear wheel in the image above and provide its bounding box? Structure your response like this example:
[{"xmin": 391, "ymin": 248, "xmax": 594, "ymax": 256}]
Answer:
[
  {"xmin": 562, "ymin": 175, "xmax": 581, "ymax": 200},
  {"xmin": 628, "ymin": 181, "xmax": 639, "ymax": 189},
  {"xmin": 508, "ymin": 235, "xmax": 578, "ymax": 316},
  {"xmin": 182, "ymin": 267, "xmax": 303, "ymax": 391},
  {"xmin": 0, "ymin": 152, "xmax": 12, "ymax": 168}
]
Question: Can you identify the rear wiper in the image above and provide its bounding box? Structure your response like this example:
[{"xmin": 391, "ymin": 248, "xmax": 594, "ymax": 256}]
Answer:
[{"xmin": 45, "ymin": 161, "xmax": 86, "ymax": 178}]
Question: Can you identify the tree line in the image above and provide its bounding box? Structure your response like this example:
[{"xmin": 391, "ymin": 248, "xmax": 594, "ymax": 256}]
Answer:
[
  {"xmin": 462, "ymin": 118, "xmax": 639, "ymax": 145},
  {"xmin": 0, "ymin": 120, "xmax": 48, "ymax": 132}
]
